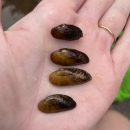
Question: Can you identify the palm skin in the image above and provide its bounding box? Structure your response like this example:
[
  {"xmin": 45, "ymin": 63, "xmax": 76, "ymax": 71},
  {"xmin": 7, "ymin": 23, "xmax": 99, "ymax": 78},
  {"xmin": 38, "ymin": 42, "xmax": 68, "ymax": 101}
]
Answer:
[{"xmin": 0, "ymin": 0, "xmax": 129, "ymax": 130}]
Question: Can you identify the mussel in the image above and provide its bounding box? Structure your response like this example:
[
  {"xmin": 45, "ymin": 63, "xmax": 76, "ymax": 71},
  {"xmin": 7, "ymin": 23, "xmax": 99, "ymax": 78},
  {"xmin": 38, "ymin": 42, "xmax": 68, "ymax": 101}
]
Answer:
[
  {"xmin": 38, "ymin": 94, "xmax": 76, "ymax": 113},
  {"xmin": 50, "ymin": 48, "xmax": 89, "ymax": 66},
  {"xmin": 51, "ymin": 24, "xmax": 83, "ymax": 40},
  {"xmin": 49, "ymin": 68, "xmax": 92, "ymax": 86}
]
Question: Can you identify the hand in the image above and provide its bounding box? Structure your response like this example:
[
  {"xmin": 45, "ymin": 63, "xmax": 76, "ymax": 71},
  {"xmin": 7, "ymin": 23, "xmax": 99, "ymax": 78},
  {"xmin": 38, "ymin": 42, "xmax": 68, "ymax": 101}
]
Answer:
[{"xmin": 0, "ymin": 0, "xmax": 130, "ymax": 130}]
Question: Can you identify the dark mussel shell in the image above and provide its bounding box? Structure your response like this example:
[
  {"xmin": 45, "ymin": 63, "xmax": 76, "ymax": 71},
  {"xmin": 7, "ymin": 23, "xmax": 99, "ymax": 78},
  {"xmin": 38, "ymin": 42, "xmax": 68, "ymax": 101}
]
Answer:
[
  {"xmin": 50, "ymin": 48, "xmax": 89, "ymax": 66},
  {"xmin": 38, "ymin": 94, "xmax": 76, "ymax": 113},
  {"xmin": 51, "ymin": 24, "xmax": 83, "ymax": 40},
  {"xmin": 49, "ymin": 68, "xmax": 92, "ymax": 86}
]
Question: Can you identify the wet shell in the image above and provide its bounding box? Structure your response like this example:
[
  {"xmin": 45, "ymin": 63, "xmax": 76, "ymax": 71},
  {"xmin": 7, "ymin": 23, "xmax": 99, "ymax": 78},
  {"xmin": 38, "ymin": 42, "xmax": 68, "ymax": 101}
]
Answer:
[
  {"xmin": 38, "ymin": 94, "xmax": 76, "ymax": 113},
  {"xmin": 50, "ymin": 48, "xmax": 89, "ymax": 66},
  {"xmin": 49, "ymin": 68, "xmax": 92, "ymax": 86},
  {"xmin": 51, "ymin": 24, "xmax": 83, "ymax": 40}
]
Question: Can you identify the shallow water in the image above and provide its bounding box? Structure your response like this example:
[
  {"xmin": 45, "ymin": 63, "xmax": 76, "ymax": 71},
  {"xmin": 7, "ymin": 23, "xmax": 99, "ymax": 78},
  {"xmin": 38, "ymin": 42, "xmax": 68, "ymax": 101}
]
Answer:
[{"xmin": 2, "ymin": 0, "xmax": 41, "ymax": 30}]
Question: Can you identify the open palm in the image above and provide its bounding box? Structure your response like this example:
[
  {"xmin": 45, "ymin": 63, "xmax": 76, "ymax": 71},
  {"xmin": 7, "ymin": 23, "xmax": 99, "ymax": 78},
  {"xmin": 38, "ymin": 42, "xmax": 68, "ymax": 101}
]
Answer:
[{"xmin": 0, "ymin": 0, "xmax": 130, "ymax": 130}]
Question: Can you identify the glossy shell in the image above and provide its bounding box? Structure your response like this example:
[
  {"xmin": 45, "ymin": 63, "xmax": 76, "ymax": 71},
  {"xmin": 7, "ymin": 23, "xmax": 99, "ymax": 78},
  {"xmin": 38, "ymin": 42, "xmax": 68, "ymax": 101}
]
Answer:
[
  {"xmin": 50, "ymin": 48, "xmax": 89, "ymax": 66},
  {"xmin": 51, "ymin": 24, "xmax": 83, "ymax": 40},
  {"xmin": 49, "ymin": 68, "xmax": 92, "ymax": 86},
  {"xmin": 38, "ymin": 94, "xmax": 76, "ymax": 113}
]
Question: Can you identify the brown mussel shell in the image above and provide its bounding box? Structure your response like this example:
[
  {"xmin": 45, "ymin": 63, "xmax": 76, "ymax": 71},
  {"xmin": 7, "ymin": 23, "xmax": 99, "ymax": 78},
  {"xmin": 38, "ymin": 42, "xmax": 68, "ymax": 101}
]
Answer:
[
  {"xmin": 38, "ymin": 94, "xmax": 76, "ymax": 113},
  {"xmin": 50, "ymin": 48, "xmax": 89, "ymax": 66},
  {"xmin": 51, "ymin": 24, "xmax": 83, "ymax": 40},
  {"xmin": 49, "ymin": 68, "xmax": 92, "ymax": 86}
]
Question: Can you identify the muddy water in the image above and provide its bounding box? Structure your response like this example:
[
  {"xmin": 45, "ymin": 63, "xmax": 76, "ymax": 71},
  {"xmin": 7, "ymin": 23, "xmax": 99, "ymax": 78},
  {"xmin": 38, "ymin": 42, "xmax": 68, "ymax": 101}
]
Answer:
[{"xmin": 2, "ymin": 0, "xmax": 41, "ymax": 30}]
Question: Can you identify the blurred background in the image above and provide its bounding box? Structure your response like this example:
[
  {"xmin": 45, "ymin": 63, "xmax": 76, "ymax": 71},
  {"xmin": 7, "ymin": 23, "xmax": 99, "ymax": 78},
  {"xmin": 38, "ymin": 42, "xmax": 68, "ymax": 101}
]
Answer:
[
  {"xmin": 2, "ymin": 0, "xmax": 41, "ymax": 30},
  {"xmin": 1, "ymin": 0, "xmax": 130, "ymax": 119}
]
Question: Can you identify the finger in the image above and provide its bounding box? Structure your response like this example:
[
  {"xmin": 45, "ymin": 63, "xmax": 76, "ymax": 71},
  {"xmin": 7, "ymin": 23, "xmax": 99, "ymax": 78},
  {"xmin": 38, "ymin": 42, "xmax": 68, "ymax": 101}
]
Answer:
[
  {"xmin": 98, "ymin": 0, "xmax": 130, "ymax": 46},
  {"xmin": 77, "ymin": 0, "xmax": 115, "ymax": 22},
  {"xmin": 41, "ymin": 0, "xmax": 86, "ymax": 12},
  {"xmin": 111, "ymin": 16, "xmax": 130, "ymax": 79},
  {"xmin": 9, "ymin": 0, "xmax": 86, "ymax": 31},
  {"xmin": 35, "ymin": 0, "xmax": 86, "ymax": 22}
]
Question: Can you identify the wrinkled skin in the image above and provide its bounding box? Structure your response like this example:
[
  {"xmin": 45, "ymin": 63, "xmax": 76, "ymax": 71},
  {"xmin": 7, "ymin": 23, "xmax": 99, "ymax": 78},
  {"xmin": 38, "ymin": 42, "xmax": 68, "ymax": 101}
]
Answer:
[{"xmin": 0, "ymin": 0, "xmax": 130, "ymax": 130}]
